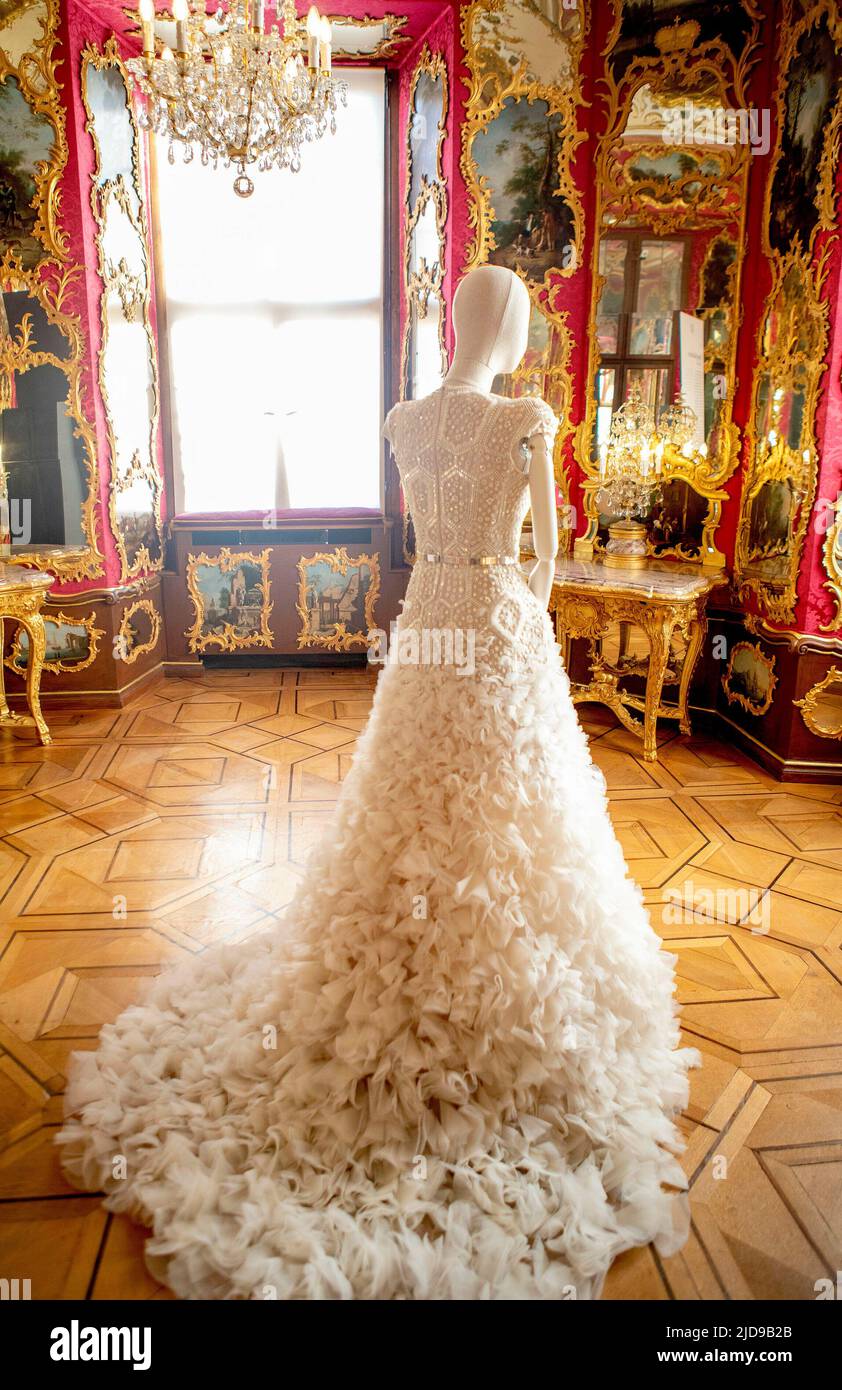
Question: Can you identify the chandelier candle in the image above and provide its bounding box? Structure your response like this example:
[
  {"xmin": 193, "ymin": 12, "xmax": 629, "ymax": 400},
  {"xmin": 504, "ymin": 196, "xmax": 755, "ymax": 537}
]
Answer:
[
  {"xmin": 138, "ymin": 0, "xmax": 154, "ymax": 56},
  {"xmin": 319, "ymin": 17, "xmax": 332, "ymax": 71},
  {"xmin": 306, "ymin": 5, "xmax": 320, "ymax": 69},
  {"xmin": 128, "ymin": 0, "xmax": 345, "ymax": 196},
  {"xmin": 173, "ymin": 0, "xmax": 188, "ymax": 55}
]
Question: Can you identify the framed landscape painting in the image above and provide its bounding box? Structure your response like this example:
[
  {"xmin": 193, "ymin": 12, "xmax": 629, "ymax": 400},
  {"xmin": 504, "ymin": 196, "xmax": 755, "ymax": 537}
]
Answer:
[
  {"xmin": 186, "ymin": 548, "xmax": 273, "ymax": 653},
  {"xmin": 297, "ymin": 548, "xmax": 379, "ymax": 651}
]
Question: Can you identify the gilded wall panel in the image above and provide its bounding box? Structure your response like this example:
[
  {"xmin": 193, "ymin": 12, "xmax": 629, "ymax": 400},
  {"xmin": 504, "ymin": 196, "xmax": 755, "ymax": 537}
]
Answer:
[
  {"xmin": 81, "ymin": 39, "xmax": 164, "ymax": 583},
  {"xmin": 573, "ymin": 3, "xmax": 760, "ymax": 567},
  {"xmin": 736, "ymin": 0, "xmax": 842, "ymax": 623}
]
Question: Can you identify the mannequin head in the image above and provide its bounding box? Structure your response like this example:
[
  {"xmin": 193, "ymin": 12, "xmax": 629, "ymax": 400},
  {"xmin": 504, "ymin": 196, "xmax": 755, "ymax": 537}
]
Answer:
[{"xmin": 449, "ymin": 266, "xmax": 531, "ymax": 382}]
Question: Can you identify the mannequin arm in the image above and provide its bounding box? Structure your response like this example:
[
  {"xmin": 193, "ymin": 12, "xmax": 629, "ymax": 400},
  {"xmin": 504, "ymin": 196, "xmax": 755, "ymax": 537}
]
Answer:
[{"xmin": 526, "ymin": 434, "xmax": 559, "ymax": 609}]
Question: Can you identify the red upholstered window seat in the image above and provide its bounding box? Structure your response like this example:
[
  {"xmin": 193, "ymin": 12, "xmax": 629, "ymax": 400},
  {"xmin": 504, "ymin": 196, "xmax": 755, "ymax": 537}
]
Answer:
[{"xmin": 171, "ymin": 509, "xmax": 383, "ymax": 525}]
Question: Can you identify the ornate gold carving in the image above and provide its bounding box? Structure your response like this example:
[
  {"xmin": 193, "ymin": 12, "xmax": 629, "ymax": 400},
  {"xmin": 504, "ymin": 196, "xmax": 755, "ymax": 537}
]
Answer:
[
  {"xmin": 549, "ymin": 563, "xmax": 719, "ymax": 762},
  {"xmin": 745, "ymin": 610, "xmax": 842, "ymax": 654},
  {"xmin": 458, "ymin": 2, "xmax": 581, "ymax": 547},
  {"xmin": 0, "ymin": 566, "xmax": 52, "ymax": 743},
  {"xmin": 794, "ymin": 664, "xmax": 842, "ymax": 739},
  {"xmin": 459, "ymin": 0, "xmax": 586, "ymax": 282},
  {"xmin": 0, "ymin": 0, "xmax": 68, "ymax": 265},
  {"xmin": 761, "ymin": 0, "xmax": 842, "ymax": 262},
  {"xmin": 0, "ymin": 248, "xmax": 104, "ymax": 580},
  {"xmin": 401, "ymin": 45, "xmax": 448, "ymax": 401},
  {"xmin": 81, "ymin": 40, "xmax": 164, "ymax": 584},
  {"xmin": 737, "ymin": 1, "xmax": 842, "ymax": 624},
  {"xmin": 574, "ymin": 5, "xmax": 760, "ymax": 568},
  {"xmin": 820, "ymin": 498, "xmax": 842, "ymax": 631},
  {"xmin": 185, "ymin": 548, "xmax": 273, "ymax": 654},
  {"xmin": 735, "ymin": 247, "xmax": 831, "ymax": 622},
  {"xmin": 399, "ymin": 45, "xmax": 449, "ymax": 564},
  {"xmin": 327, "ymin": 13, "xmax": 410, "ymax": 60},
  {"xmin": 6, "ymin": 606, "xmax": 103, "ymax": 675},
  {"xmin": 721, "ymin": 639, "xmax": 778, "ymax": 717},
  {"xmin": 296, "ymin": 547, "xmax": 380, "ymax": 651},
  {"xmin": 117, "ymin": 597, "xmax": 161, "ymax": 665},
  {"xmin": 108, "ymin": 256, "xmax": 145, "ymax": 322}
]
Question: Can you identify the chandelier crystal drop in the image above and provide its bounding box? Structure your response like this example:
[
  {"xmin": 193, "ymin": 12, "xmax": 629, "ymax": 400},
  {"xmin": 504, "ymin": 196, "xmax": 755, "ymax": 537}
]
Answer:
[
  {"xmin": 128, "ymin": 0, "xmax": 347, "ymax": 196},
  {"xmin": 597, "ymin": 386, "xmax": 699, "ymax": 569}
]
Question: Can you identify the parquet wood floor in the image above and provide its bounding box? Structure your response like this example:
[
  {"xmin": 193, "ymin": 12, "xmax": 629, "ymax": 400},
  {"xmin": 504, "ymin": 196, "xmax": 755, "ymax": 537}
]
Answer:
[{"xmin": 0, "ymin": 666, "xmax": 839, "ymax": 1301}]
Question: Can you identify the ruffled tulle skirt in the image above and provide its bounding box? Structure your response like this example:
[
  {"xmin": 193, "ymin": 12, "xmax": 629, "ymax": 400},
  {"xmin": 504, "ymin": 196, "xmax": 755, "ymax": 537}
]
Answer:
[{"xmin": 58, "ymin": 649, "xmax": 697, "ymax": 1299}]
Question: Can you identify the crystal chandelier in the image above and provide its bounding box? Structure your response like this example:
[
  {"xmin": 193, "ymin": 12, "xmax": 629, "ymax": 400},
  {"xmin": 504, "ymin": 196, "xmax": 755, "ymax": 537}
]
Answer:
[
  {"xmin": 128, "ymin": 0, "xmax": 347, "ymax": 196},
  {"xmin": 597, "ymin": 386, "xmax": 699, "ymax": 568}
]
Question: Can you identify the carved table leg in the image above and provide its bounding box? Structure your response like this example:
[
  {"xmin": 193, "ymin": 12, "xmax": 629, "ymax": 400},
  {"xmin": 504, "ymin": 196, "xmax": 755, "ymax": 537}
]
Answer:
[
  {"xmin": 643, "ymin": 617, "xmax": 673, "ymax": 762},
  {"xmin": 678, "ymin": 608, "xmax": 707, "ymax": 736},
  {"xmin": 19, "ymin": 615, "xmax": 51, "ymax": 746}
]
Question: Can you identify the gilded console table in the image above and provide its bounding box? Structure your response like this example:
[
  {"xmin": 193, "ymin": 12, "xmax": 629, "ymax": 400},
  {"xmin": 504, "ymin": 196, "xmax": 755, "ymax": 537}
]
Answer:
[
  {"xmin": 548, "ymin": 558, "xmax": 726, "ymax": 762},
  {"xmin": 0, "ymin": 566, "xmax": 53, "ymax": 746}
]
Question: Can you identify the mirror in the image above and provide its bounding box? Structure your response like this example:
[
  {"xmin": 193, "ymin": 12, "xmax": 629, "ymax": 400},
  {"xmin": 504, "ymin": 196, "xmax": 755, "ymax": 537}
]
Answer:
[
  {"xmin": 408, "ymin": 65, "xmax": 446, "ymax": 211},
  {"xmin": 734, "ymin": 7, "xmax": 842, "ymax": 622},
  {"xmin": 82, "ymin": 43, "xmax": 163, "ymax": 581},
  {"xmin": 82, "ymin": 60, "xmax": 141, "ymax": 213},
  {"xmin": 408, "ymin": 292, "xmax": 445, "ymax": 403},
  {"xmin": 0, "ymin": 2, "xmax": 101, "ymax": 579},
  {"xmin": 402, "ymin": 47, "xmax": 448, "ymax": 409},
  {"xmin": 1, "ymin": 282, "xmax": 86, "ymax": 546},
  {"xmin": 408, "ymin": 194, "xmax": 443, "ymax": 281},
  {"xmin": 735, "ymin": 257, "xmax": 826, "ymax": 619},
  {"xmin": 577, "ymin": 56, "xmax": 753, "ymax": 566},
  {"xmin": 492, "ymin": 297, "xmax": 569, "ymax": 419}
]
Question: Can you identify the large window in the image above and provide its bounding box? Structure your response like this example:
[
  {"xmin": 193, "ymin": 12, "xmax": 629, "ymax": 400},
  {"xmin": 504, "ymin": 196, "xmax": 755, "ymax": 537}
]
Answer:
[{"xmin": 155, "ymin": 68, "xmax": 385, "ymax": 514}]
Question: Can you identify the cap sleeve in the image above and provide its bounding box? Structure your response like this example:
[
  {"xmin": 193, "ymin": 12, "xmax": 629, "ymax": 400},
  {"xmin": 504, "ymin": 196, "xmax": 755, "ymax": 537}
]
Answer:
[
  {"xmin": 520, "ymin": 397, "xmax": 558, "ymax": 450},
  {"xmin": 382, "ymin": 401, "xmax": 401, "ymax": 447}
]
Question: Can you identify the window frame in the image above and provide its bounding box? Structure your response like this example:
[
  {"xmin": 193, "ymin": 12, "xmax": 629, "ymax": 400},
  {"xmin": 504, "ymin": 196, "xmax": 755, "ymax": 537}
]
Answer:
[
  {"xmin": 148, "ymin": 67, "xmax": 396, "ymax": 527},
  {"xmin": 595, "ymin": 228, "xmax": 692, "ymax": 417}
]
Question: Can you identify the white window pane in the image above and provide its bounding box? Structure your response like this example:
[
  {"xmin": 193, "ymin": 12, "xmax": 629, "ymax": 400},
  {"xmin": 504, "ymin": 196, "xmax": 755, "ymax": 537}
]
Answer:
[
  {"xmin": 171, "ymin": 313, "xmax": 277, "ymax": 512},
  {"xmin": 156, "ymin": 69, "xmax": 384, "ymax": 306},
  {"xmin": 276, "ymin": 313, "xmax": 382, "ymax": 509},
  {"xmin": 156, "ymin": 68, "xmax": 385, "ymax": 513}
]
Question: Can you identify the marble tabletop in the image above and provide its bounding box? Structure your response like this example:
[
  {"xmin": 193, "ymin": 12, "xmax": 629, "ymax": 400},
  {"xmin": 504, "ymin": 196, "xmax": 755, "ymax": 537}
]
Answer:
[
  {"xmin": 548, "ymin": 556, "xmax": 727, "ymax": 599},
  {"xmin": 0, "ymin": 564, "xmax": 54, "ymax": 593}
]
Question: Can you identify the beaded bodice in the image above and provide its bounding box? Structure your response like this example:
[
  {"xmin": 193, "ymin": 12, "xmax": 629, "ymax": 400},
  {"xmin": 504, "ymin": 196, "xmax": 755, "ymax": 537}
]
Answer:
[{"xmin": 384, "ymin": 386, "xmax": 559, "ymax": 677}]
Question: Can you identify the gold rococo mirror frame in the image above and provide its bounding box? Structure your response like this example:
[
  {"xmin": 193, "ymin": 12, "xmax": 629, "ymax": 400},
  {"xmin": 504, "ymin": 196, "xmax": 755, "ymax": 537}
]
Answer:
[
  {"xmin": 736, "ymin": 0, "xmax": 842, "ymax": 625},
  {"xmin": 80, "ymin": 37, "xmax": 164, "ymax": 584},
  {"xmin": 821, "ymin": 500, "xmax": 842, "ymax": 631},
  {"xmin": 735, "ymin": 247, "xmax": 831, "ymax": 623},
  {"xmin": 0, "ymin": 248, "xmax": 104, "ymax": 578},
  {"xmin": 401, "ymin": 44, "xmax": 449, "ymax": 400},
  {"xmin": 573, "ymin": 9, "xmax": 761, "ymax": 567},
  {"xmin": 0, "ymin": 0, "xmax": 69, "ymax": 265},
  {"xmin": 459, "ymin": 0, "xmax": 584, "ymax": 529},
  {"xmin": 1, "ymin": 0, "xmax": 104, "ymax": 581},
  {"xmin": 459, "ymin": 0, "xmax": 587, "ymax": 283}
]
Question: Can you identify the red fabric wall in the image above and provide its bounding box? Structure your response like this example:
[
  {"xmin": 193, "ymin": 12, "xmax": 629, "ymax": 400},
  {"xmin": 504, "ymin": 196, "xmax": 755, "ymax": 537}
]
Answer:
[{"xmin": 43, "ymin": 1, "xmax": 842, "ymax": 640}]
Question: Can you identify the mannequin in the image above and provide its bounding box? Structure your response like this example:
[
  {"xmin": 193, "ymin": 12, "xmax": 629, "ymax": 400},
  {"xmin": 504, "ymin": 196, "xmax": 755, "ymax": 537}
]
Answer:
[{"xmin": 444, "ymin": 265, "xmax": 558, "ymax": 608}]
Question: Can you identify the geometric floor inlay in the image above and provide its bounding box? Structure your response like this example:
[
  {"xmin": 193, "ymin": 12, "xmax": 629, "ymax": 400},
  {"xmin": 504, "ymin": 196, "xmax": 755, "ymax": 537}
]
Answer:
[{"xmin": 0, "ymin": 665, "xmax": 839, "ymax": 1301}]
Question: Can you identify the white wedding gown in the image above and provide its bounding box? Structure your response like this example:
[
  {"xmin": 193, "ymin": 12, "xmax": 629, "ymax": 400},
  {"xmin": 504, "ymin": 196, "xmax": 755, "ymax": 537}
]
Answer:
[{"xmin": 59, "ymin": 386, "xmax": 697, "ymax": 1300}]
